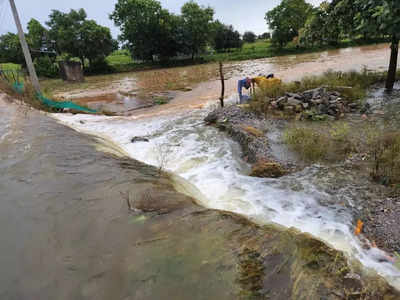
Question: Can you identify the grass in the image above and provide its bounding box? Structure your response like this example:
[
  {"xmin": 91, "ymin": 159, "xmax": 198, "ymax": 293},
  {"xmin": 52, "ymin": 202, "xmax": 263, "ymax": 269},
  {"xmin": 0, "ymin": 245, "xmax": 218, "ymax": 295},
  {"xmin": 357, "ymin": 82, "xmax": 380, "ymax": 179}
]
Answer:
[
  {"xmin": 0, "ymin": 78, "xmax": 51, "ymax": 112},
  {"xmin": 203, "ymin": 37, "xmax": 388, "ymax": 63},
  {"xmin": 284, "ymin": 122, "xmax": 354, "ymax": 162},
  {"xmin": 0, "ymin": 63, "xmax": 21, "ymax": 70},
  {"xmin": 284, "ymin": 121, "xmax": 400, "ymax": 186}
]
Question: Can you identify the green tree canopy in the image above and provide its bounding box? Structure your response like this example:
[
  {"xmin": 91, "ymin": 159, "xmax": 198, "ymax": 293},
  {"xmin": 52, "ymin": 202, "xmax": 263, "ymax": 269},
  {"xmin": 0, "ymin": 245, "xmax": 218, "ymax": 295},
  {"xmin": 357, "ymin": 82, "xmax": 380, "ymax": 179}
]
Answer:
[
  {"xmin": 110, "ymin": 0, "xmax": 180, "ymax": 61},
  {"xmin": 0, "ymin": 32, "xmax": 24, "ymax": 65},
  {"xmin": 353, "ymin": 0, "xmax": 400, "ymax": 90},
  {"xmin": 299, "ymin": 1, "xmax": 340, "ymax": 47},
  {"xmin": 211, "ymin": 21, "xmax": 242, "ymax": 52},
  {"xmin": 47, "ymin": 8, "xmax": 115, "ymax": 67},
  {"xmin": 259, "ymin": 32, "xmax": 271, "ymax": 40},
  {"xmin": 243, "ymin": 31, "xmax": 257, "ymax": 43},
  {"xmin": 181, "ymin": 1, "xmax": 214, "ymax": 59},
  {"xmin": 265, "ymin": 0, "xmax": 313, "ymax": 47}
]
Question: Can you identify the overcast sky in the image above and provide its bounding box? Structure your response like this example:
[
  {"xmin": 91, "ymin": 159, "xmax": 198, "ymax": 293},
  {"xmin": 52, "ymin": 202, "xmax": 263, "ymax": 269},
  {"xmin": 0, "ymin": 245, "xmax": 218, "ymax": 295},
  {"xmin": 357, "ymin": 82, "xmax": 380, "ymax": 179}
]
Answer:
[{"xmin": 0, "ymin": 0, "xmax": 325, "ymax": 38}]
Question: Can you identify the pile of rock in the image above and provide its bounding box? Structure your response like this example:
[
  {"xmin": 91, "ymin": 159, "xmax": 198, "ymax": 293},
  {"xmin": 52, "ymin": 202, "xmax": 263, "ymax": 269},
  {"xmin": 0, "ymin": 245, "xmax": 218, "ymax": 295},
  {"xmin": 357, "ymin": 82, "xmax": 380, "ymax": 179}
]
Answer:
[{"xmin": 271, "ymin": 87, "xmax": 357, "ymax": 119}]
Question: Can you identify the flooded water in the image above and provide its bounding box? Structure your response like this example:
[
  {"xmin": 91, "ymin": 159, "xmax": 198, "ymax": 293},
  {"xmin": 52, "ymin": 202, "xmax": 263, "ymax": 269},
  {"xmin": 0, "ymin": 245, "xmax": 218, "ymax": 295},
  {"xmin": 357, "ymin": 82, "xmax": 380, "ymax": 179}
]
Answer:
[
  {"xmin": 74, "ymin": 92, "xmax": 153, "ymax": 114},
  {"xmin": 0, "ymin": 98, "xmax": 252, "ymax": 299},
  {"xmin": 52, "ymin": 43, "xmax": 400, "ymax": 290},
  {"xmin": 2, "ymin": 44, "xmax": 400, "ymax": 297}
]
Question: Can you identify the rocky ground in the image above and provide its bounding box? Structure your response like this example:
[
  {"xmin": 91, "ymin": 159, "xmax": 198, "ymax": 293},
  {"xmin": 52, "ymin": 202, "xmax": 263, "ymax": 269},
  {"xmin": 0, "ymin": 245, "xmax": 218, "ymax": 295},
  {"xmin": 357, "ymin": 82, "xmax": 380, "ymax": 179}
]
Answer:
[
  {"xmin": 362, "ymin": 196, "xmax": 400, "ymax": 254},
  {"xmin": 205, "ymin": 105, "xmax": 301, "ymax": 178},
  {"xmin": 270, "ymin": 87, "xmax": 359, "ymax": 120},
  {"xmin": 204, "ymin": 88, "xmax": 400, "ymax": 257}
]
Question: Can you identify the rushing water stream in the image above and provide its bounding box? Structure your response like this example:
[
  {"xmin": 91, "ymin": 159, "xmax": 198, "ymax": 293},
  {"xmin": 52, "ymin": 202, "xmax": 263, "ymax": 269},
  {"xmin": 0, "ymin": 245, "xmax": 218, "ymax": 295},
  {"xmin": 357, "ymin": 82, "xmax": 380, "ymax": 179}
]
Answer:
[
  {"xmin": 51, "ymin": 44, "xmax": 400, "ymax": 291},
  {"xmin": 54, "ymin": 93, "xmax": 400, "ymax": 290}
]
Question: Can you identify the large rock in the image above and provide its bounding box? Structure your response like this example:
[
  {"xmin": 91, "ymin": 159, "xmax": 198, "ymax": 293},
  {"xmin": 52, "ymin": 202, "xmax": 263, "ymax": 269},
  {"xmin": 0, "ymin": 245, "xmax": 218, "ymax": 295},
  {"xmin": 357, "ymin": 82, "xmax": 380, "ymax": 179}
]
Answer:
[
  {"xmin": 250, "ymin": 160, "xmax": 286, "ymax": 178},
  {"xmin": 58, "ymin": 61, "xmax": 84, "ymax": 82},
  {"xmin": 287, "ymin": 98, "xmax": 302, "ymax": 106}
]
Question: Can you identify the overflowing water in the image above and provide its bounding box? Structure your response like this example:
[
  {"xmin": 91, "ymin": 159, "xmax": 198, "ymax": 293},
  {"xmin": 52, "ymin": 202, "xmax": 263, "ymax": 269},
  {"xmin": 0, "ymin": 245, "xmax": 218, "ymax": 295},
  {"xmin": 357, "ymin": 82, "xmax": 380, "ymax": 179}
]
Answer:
[{"xmin": 53, "ymin": 93, "xmax": 400, "ymax": 289}]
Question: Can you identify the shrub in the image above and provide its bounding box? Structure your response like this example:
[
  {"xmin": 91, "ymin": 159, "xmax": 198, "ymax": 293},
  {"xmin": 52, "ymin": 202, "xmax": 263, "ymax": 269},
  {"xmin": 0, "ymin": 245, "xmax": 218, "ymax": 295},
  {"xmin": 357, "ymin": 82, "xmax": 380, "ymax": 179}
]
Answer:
[
  {"xmin": 284, "ymin": 126, "xmax": 329, "ymax": 162},
  {"xmin": 284, "ymin": 122, "xmax": 353, "ymax": 162},
  {"xmin": 34, "ymin": 56, "xmax": 59, "ymax": 78},
  {"xmin": 85, "ymin": 59, "xmax": 115, "ymax": 75},
  {"xmin": 367, "ymin": 131, "xmax": 400, "ymax": 185}
]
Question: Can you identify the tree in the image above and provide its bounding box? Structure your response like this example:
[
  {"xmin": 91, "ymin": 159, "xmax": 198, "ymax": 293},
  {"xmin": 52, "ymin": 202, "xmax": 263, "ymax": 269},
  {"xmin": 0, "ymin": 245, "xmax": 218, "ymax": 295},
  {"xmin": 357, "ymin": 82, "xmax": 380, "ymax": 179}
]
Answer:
[
  {"xmin": 265, "ymin": 0, "xmax": 313, "ymax": 47},
  {"xmin": 330, "ymin": 0, "xmax": 358, "ymax": 39},
  {"xmin": 47, "ymin": 8, "xmax": 114, "ymax": 67},
  {"xmin": 243, "ymin": 31, "xmax": 256, "ymax": 43},
  {"xmin": 353, "ymin": 0, "xmax": 400, "ymax": 90},
  {"xmin": 27, "ymin": 19, "xmax": 49, "ymax": 52},
  {"xmin": 299, "ymin": 2, "xmax": 340, "ymax": 47},
  {"xmin": 0, "ymin": 33, "xmax": 24, "ymax": 65},
  {"xmin": 80, "ymin": 20, "xmax": 116, "ymax": 66},
  {"xmin": 110, "ymin": 0, "xmax": 180, "ymax": 61},
  {"xmin": 259, "ymin": 32, "xmax": 271, "ymax": 40},
  {"xmin": 211, "ymin": 21, "xmax": 242, "ymax": 52},
  {"xmin": 181, "ymin": 1, "xmax": 214, "ymax": 59}
]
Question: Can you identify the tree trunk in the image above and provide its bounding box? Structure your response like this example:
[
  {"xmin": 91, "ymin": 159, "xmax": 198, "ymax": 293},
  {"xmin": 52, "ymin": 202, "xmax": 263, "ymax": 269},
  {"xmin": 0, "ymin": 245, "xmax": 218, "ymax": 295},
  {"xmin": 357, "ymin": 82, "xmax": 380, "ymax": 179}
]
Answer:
[
  {"xmin": 385, "ymin": 36, "xmax": 399, "ymax": 91},
  {"xmin": 219, "ymin": 61, "xmax": 224, "ymax": 107}
]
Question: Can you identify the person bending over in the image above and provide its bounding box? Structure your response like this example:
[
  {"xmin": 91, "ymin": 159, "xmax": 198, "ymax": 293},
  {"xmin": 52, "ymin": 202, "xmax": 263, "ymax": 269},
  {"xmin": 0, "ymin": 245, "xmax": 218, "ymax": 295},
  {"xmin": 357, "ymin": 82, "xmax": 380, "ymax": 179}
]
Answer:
[{"xmin": 237, "ymin": 77, "xmax": 252, "ymax": 103}]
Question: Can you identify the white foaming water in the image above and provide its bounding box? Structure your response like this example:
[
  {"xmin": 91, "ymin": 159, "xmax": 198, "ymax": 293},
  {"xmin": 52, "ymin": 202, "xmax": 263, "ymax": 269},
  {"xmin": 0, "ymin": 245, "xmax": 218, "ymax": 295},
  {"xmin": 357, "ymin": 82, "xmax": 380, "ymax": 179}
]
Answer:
[{"xmin": 53, "ymin": 103, "xmax": 400, "ymax": 289}]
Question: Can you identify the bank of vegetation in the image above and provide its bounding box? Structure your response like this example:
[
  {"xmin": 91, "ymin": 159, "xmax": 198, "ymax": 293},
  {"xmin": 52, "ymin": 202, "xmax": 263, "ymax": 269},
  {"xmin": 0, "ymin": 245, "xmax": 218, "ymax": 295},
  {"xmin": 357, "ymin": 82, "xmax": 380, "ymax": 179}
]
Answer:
[{"xmin": 0, "ymin": 0, "xmax": 398, "ymax": 88}]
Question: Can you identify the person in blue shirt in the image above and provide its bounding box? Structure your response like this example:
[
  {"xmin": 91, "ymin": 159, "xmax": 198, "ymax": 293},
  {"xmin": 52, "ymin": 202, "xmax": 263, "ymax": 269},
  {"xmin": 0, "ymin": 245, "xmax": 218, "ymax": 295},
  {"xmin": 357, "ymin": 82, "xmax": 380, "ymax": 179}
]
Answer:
[{"xmin": 237, "ymin": 77, "xmax": 251, "ymax": 103}]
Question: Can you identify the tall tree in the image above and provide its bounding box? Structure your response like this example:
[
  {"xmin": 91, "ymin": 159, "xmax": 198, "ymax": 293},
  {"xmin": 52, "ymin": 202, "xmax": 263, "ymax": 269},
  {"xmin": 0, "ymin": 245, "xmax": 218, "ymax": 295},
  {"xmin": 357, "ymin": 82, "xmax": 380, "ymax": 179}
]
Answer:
[
  {"xmin": 243, "ymin": 31, "xmax": 257, "ymax": 43},
  {"xmin": 299, "ymin": 1, "xmax": 340, "ymax": 47},
  {"xmin": 80, "ymin": 20, "xmax": 116, "ymax": 66},
  {"xmin": 265, "ymin": 0, "xmax": 313, "ymax": 48},
  {"xmin": 0, "ymin": 32, "xmax": 24, "ymax": 65},
  {"xmin": 353, "ymin": 0, "xmax": 400, "ymax": 90},
  {"xmin": 211, "ymin": 21, "xmax": 242, "ymax": 52},
  {"xmin": 47, "ymin": 9, "xmax": 114, "ymax": 67},
  {"xmin": 181, "ymin": 1, "xmax": 214, "ymax": 59},
  {"xmin": 110, "ymin": 0, "xmax": 180, "ymax": 61},
  {"xmin": 27, "ymin": 19, "xmax": 49, "ymax": 52}
]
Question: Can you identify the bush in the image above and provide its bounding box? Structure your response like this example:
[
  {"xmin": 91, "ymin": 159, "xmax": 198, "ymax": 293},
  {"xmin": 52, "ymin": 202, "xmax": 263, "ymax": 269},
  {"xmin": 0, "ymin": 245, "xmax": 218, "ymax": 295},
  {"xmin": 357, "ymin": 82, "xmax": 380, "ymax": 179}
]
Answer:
[
  {"xmin": 85, "ymin": 59, "xmax": 115, "ymax": 75},
  {"xmin": 367, "ymin": 131, "xmax": 400, "ymax": 185},
  {"xmin": 284, "ymin": 122, "xmax": 353, "ymax": 162},
  {"xmin": 34, "ymin": 56, "xmax": 59, "ymax": 78}
]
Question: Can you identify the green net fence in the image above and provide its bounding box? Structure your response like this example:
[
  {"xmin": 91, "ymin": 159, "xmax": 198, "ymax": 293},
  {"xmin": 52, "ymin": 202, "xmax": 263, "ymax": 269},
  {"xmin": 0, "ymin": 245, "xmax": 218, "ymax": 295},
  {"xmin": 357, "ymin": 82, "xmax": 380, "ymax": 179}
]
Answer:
[{"xmin": 0, "ymin": 68, "xmax": 97, "ymax": 113}]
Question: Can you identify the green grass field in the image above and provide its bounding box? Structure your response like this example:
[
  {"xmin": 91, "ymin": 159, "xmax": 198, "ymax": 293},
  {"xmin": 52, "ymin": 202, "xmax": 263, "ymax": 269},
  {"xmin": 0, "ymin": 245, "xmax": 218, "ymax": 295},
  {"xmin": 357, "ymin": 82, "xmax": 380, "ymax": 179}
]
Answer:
[{"xmin": 0, "ymin": 63, "xmax": 21, "ymax": 70}]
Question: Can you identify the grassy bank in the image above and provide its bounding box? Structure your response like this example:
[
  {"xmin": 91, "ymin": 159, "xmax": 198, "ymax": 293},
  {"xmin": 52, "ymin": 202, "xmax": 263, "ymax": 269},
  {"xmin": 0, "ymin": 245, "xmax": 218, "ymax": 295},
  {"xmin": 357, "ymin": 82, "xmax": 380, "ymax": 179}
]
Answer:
[{"xmin": 284, "ymin": 122, "xmax": 400, "ymax": 187}]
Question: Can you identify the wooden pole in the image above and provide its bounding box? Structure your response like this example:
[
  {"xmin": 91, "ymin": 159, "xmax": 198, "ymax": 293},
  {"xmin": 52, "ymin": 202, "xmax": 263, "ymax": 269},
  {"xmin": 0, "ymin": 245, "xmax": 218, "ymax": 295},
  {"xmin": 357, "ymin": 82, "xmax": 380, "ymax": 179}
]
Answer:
[
  {"xmin": 219, "ymin": 61, "xmax": 224, "ymax": 107},
  {"xmin": 9, "ymin": 0, "xmax": 41, "ymax": 93}
]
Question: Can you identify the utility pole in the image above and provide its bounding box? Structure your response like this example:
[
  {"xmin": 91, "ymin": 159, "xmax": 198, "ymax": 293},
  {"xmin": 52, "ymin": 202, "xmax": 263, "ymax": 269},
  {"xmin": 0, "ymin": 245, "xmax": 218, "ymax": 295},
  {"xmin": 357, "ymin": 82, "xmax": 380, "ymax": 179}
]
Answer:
[{"xmin": 9, "ymin": 0, "xmax": 41, "ymax": 93}]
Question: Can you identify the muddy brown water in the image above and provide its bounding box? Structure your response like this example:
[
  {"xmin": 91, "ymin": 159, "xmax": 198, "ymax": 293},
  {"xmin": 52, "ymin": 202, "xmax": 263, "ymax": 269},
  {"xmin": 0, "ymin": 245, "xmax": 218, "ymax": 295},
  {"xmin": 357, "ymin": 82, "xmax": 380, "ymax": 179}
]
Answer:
[
  {"xmin": 57, "ymin": 43, "xmax": 394, "ymax": 117},
  {"xmin": 2, "ymin": 44, "xmax": 400, "ymax": 299},
  {"xmin": 0, "ymin": 99, "xmax": 238, "ymax": 299},
  {"xmin": 2, "ymin": 97, "xmax": 400, "ymax": 299}
]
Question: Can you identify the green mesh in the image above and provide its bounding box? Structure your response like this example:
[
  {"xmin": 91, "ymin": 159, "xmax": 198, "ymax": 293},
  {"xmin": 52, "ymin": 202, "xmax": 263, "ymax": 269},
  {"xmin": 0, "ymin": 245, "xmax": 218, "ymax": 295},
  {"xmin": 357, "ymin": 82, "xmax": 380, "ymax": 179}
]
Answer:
[
  {"xmin": 1, "ymin": 68, "xmax": 97, "ymax": 113},
  {"xmin": 12, "ymin": 82, "xmax": 24, "ymax": 94},
  {"xmin": 36, "ymin": 93, "xmax": 97, "ymax": 113}
]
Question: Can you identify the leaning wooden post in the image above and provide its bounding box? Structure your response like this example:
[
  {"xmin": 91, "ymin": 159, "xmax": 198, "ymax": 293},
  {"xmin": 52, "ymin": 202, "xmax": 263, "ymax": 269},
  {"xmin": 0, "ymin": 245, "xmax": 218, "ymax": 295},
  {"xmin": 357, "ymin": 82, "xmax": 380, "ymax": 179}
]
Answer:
[
  {"xmin": 219, "ymin": 61, "xmax": 224, "ymax": 107},
  {"xmin": 9, "ymin": 0, "xmax": 41, "ymax": 94}
]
